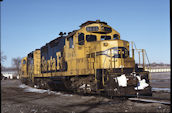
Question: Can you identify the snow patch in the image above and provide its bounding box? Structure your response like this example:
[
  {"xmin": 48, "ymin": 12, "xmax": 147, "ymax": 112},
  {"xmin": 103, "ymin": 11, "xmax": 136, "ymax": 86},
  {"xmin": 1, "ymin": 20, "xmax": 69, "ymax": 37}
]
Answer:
[
  {"xmin": 19, "ymin": 84, "xmax": 73, "ymax": 96},
  {"xmin": 19, "ymin": 84, "xmax": 28, "ymax": 88},
  {"xmin": 79, "ymin": 84, "xmax": 90, "ymax": 89},
  {"xmin": 135, "ymin": 76, "xmax": 149, "ymax": 90},
  {"xmin": 136, "ymin": 76, "xmax": 141, "ymax": 81},
  {"xmin": 19, "ymin": 84, "xmax": 48, "ymax": 93},
  {"xmin": 152, "ymin": 88, "xmax": 170, "ymax": 93},
  {"xmin": 116, "ymin": 74, "xmax": 128, "ymax": 87},
  {"xmin": 63, "ymin": 94, "xmax": 73, "ymax": 96},
  {"xmin": 79, "ymin": 84, "xmax": 86, "ymax": 88},
  {"xmin": 24, "ymin": 87, "xmax": 48, "ymax": 93}
]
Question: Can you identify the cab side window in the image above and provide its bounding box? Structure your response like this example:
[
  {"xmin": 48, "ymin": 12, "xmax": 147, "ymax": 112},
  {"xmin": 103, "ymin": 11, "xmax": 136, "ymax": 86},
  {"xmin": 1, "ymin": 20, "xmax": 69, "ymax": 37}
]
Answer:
[
  {"xmin": 69, "ymin": 36, "xmax": 74, "ymax": 48},
  {"xmin": 101, "ymin": 36, "xmax": 111, "ymax": 40},
  {"xmin": 86, "ymin": 35, "xmax": 97, "ymax": 42},
  {"xmin": 78, "ymin": 33, "xmax": 84, "ymax": 45},
  {"xmin": 113, "ymin": 34, "xmax": 119, "ymax": 39}
]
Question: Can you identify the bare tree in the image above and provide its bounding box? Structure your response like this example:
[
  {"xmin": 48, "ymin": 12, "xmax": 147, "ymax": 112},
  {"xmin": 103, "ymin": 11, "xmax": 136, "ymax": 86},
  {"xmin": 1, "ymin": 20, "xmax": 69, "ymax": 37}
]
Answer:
[
  {"xmin": 0, "ymin": 52, "xmax": 7, "ymax": 70},
  {"xmin": 1, "ymin": 52, "xmax": 7, "ymax": 79},
  {"xmin": 0, "ymin": 52, "xmax": 7, "ymax": 62},
  {"xmin": 11, "ymin": 57, "xmax": 22, "ymax": 75}
]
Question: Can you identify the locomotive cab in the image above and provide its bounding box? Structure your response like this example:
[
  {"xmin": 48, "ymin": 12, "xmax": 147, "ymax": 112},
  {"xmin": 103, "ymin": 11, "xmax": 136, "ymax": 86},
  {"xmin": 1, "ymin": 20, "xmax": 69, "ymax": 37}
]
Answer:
[{"xmin": 73, "ymin": 20, "xmax": 135, "ymax": 72}]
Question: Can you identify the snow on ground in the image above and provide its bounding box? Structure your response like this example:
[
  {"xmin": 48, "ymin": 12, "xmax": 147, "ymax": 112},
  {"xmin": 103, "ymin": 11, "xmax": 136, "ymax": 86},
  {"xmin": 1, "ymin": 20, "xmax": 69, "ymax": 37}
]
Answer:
[
  {"xmin": 152, "ymin": 88, "xmax": 170, "ymax": 93},
  {"xmin": 24, "ymin": 87, "xmax": 48, "ymax": 93},
  {"xmin": 19, "ymin": 84, "xmax": 28, "ymax": 88},
  {"xmin": 19, "ymin": 84, "xmax": 73, "ymax": 96}
]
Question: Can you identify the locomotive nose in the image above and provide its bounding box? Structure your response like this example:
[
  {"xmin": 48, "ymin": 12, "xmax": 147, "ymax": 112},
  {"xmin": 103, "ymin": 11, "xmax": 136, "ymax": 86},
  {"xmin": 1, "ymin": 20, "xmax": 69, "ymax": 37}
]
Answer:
[{"xmin": 99, "ymin": 39, "xmax": 135, "ymax": 70}]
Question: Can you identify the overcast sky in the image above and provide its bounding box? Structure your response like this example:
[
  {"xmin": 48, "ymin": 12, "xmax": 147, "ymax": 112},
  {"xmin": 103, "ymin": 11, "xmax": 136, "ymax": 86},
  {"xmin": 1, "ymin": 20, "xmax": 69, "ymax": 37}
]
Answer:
[{"xmin": 1, "ymin": 0, "xmax": 170, "ymax": 67}]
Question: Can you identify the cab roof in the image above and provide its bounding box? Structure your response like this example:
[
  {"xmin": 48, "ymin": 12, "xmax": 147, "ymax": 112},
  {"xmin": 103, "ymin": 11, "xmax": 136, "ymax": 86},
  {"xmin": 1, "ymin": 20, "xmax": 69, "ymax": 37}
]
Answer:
[{"xmin": 79, "ymin": 20, "xmax": 107, "ymax": 28}]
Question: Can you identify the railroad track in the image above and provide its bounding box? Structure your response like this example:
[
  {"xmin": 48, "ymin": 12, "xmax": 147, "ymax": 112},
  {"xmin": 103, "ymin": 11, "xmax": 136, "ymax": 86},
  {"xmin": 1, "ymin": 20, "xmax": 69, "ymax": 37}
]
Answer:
[
  {"xmin": 20, "ymin": 83, "xmax": 171, "ymax": 105},
  {"xmin": 128, "ymin": 97, "xmax": 170, "ymax": 105}
]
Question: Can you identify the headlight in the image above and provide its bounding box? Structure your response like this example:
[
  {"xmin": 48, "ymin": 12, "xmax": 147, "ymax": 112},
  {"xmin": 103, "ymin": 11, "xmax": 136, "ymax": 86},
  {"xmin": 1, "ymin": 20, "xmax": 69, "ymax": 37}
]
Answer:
[{"xmin": 103, "ymin": 42, "xmax": 108, "ymax": 46}]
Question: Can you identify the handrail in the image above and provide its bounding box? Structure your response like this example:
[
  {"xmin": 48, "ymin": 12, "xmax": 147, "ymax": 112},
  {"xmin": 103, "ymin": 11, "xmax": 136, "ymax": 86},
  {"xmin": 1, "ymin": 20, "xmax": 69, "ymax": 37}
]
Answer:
[
  {"xmin": 145, "ymin": 50, "xmax": 151, "ymax": 68},
  {"xmin": 131, "ymin": 41, "xmax": 151, "ymax": 72}
]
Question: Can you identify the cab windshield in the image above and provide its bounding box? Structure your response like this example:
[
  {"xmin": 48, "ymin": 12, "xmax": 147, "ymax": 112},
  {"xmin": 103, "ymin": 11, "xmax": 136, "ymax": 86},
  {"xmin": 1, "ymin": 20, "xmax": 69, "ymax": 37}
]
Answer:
[
  {"xmin": 101, "ymin": 36, "xmax": 111, "ymax": 40},
  {"xmin": 113, "ymin": 34, "xmax": 119, "ymax": 39}
]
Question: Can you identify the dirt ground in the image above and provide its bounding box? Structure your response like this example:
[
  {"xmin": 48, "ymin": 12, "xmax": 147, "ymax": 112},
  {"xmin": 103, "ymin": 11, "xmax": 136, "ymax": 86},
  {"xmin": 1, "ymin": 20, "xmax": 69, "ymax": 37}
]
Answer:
[{"xmin": 1, "ymin": 72, "xmax": 171, "ymax": 113}]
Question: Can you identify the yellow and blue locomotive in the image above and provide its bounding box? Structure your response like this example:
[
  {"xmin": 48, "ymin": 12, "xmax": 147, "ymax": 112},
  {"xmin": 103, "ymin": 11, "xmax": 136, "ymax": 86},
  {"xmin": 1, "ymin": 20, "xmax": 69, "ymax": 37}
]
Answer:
[{"xmin": 20, "ymin": 20, "xmax": 152, "ymax": 96}]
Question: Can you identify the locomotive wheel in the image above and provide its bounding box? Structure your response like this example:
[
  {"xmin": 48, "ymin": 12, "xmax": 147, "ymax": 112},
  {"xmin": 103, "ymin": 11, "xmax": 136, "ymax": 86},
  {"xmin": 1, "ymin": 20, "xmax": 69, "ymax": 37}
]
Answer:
[
  {"xmin": 70, "ymin": 76, "xmax": 96, "ymax": 94},
  {"xmin": 34, "ymin": 78, "xmax": 51, "ymax": 90}
]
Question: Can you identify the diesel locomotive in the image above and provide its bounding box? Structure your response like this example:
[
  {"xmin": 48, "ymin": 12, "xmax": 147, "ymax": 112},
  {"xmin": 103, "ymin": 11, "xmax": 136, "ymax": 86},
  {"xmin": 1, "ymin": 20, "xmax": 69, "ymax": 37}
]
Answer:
[{"xmin": 20, "ymin": 20, "xmax": 152, "ymax": 96}]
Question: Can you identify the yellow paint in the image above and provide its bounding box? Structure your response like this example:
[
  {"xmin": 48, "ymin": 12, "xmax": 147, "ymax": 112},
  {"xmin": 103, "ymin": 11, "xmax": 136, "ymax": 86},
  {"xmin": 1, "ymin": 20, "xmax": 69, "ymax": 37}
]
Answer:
[
  {"xmin": 20, "ymin": 57, "xmax": 28, "ymax": 78},
  {"xmin": 56, "ymin": 52, "xmax": 61, "ymax": 70},
  {"xmin": 33, "ymin": 50, "xmax": 41, "ymax": 76},
  {"xmin": 21, "ymin": 21, "xmax": 136, "ymax": 79}
]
